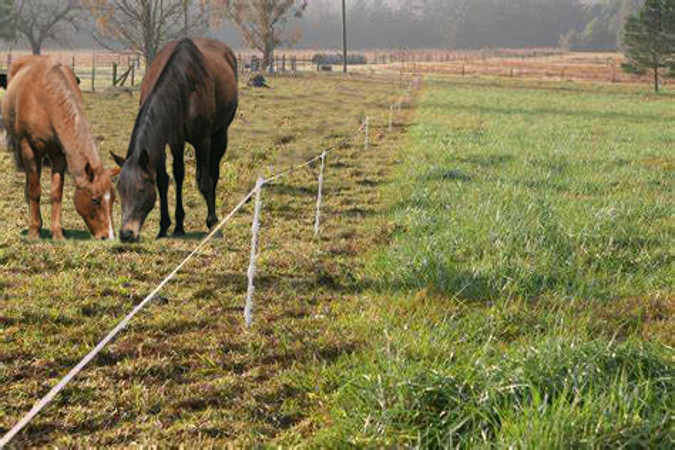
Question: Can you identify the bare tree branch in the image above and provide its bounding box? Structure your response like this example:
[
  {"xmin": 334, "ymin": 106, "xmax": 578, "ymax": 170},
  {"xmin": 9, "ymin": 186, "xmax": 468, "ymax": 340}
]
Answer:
[
  {"xmin": 85, "ymin": 0, "xmax": 211, "ymax": 64},
  {"xmin": 12, "ymin": 0, "xmax": 83, "ymax": 54}
]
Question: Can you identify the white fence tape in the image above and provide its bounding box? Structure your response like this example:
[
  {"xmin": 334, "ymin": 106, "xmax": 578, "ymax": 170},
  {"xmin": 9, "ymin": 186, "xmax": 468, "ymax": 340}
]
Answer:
[{"xmin": 0, "ymin": 188, "xmax": 256, "ymax": 448}]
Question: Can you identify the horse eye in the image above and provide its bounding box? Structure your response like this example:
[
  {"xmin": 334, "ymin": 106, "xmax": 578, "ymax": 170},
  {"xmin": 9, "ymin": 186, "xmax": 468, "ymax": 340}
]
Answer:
[{"xmin": 92, "ymin": 198, "xmax": 101, "ymax": 205}]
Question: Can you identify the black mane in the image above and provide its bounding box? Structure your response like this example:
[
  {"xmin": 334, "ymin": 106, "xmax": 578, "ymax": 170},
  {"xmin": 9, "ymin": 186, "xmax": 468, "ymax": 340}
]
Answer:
[{"xmin": 127, "ymin": 38, "xmax": 208, "ymax": 161}]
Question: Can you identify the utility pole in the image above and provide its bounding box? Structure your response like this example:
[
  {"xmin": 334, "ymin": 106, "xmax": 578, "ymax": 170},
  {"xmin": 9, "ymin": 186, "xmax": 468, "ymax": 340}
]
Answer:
[{"xmin": 342, "ymin": 0, "xmax": 348, "ymax": 73}]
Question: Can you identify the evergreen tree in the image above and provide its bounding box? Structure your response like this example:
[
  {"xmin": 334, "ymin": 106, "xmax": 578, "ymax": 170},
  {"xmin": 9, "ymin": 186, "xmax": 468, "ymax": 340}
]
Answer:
[{"xmin": 622, "ymin": 0, "xmax": 675, "ymax": 92}]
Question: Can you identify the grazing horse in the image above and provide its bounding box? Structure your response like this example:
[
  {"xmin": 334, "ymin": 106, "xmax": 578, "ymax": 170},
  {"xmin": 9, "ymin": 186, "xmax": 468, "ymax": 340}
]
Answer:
[
  {"xmin": 2, "ymin": 56, "xmax": 118, "ymax": 240},
  {"xmin": 111, "ymin": 38, "xmax": 238, "ymax": 242}
]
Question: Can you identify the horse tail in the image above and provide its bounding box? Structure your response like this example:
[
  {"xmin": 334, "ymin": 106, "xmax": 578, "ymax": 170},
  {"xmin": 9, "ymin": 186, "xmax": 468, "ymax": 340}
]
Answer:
[{"xmin": 5, "ymin": 132, "xmax": 25, "ymax": 172}]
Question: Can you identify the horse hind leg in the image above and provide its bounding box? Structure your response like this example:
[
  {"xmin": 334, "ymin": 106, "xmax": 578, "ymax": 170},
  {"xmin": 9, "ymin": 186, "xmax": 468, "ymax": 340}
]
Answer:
[
  {"xmin": 194, "ymin": 135, "xmax": 218, "ymax": 231},
  {"xmin": 205, "ymin": 128, "xmax": 228, "ymax": 232},
  {"xmin": 208, "ymin": 128, "xmax": 228, "ymax": 205}
]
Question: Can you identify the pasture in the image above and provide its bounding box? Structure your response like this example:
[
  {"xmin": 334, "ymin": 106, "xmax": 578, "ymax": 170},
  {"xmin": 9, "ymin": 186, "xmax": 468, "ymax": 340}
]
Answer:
[
  {"xmin": 0, "ymin": 72, "xmax": 673, "ymax": 446},
  {"xmin": 0, "ymin": 74, "xmax": 406, "ymax": 445}
]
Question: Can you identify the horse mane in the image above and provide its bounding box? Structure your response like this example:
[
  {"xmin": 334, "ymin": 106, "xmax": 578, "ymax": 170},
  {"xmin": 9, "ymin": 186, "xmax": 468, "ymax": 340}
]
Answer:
[{"xmin": 127, "ymin": 38, "xmax": 209, "ymax": 159}]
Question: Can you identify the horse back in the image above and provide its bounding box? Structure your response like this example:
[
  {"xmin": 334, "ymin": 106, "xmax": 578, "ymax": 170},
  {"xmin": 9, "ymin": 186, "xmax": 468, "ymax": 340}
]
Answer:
[
  {"xmin": 3, "ymin": 56, "xmax": 82, "ymax": 140},
  {"xmin": 139, "ymin": 38, "xmax": 238, "ymax": 132}
]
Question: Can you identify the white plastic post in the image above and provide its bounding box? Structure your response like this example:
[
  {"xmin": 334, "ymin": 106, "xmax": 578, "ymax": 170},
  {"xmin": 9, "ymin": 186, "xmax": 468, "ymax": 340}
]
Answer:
[
  {"xmin": 388, "ymin": 105, "xmax": 393, "ymax": 132},
  {"xmin": 244, "ymin": 177, "xmax": 265, "ymax": 327},
  {"xmin": 364, "ymin": 116, "xmax": 369, "ymax": 150},
  {"xmin": 314, "ymin": 151, "xmax": 327, "ymax": 237}
]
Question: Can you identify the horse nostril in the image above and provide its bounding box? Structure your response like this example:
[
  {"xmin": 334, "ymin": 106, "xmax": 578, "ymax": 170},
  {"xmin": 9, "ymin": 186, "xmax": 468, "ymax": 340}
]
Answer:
[{"xmin": 120, "ymin": 229, "xmax": 136, "ymax": 243}]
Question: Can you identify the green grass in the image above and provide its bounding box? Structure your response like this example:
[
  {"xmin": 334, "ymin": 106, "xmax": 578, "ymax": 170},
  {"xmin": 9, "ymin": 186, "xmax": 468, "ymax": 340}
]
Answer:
[{"xmin": 295, "ymin": 80, "xmax": 674, "ymax": 447}]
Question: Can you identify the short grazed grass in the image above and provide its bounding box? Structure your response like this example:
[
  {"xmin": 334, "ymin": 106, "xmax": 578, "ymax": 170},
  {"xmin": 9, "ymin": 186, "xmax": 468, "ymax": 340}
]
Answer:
[
  {"xmin": 0, "ymin": 74, "xmax": 407, "ymax": 445},
  {"xmin": 295, "ymin": 80, "xmax": 673, "ymax": 447}
]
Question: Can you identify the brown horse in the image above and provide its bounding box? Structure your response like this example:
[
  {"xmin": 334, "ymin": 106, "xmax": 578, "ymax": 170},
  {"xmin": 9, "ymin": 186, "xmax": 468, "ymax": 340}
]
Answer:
[
  {"xmin": 111, "ymin": 38, "xmax": 238, "ymax": 242},
  {"xmin": 2, "ymin": 56, "xmax": 118, "ymax": 240}
]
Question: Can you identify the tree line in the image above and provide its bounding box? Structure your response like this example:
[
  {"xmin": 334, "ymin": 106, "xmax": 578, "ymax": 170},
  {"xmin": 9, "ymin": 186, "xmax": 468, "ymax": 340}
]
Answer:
[
  {"xmin": 302, "ymin": 0, "xmax": 647, "ymax": 51},
  {"xmin": 0, "ymin": 1, "xmax": 673, "ymax": 91}
]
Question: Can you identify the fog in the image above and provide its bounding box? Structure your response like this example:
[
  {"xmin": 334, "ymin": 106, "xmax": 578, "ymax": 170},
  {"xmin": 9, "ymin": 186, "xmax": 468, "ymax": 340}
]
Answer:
[{"xmin": 3, "ymin": 0, "xmax": 642, "ymax": 52}]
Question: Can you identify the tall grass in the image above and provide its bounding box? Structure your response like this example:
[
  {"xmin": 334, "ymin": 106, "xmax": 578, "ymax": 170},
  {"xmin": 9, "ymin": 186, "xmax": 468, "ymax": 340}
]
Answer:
[{"xmin": 306, "ymin": 81, "xmax": 674, "ymax": 447}]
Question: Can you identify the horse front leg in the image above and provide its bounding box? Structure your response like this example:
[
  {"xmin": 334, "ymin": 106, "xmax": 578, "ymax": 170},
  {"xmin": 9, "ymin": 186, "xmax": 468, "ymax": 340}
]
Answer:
[
  {"xmin": 21, "ymin": 140, "xmax": 42, "ymax": 240},
  {"xmin": 170, "ymin": 143, "xmax": 185, "ymax": 236},
  {"xmin": 49, "ymin": 153, "xmax": 67, "ymax": 241},
  {"xmin": 156, "ymin": 155, "xmax": 171, "ymax": 239}
]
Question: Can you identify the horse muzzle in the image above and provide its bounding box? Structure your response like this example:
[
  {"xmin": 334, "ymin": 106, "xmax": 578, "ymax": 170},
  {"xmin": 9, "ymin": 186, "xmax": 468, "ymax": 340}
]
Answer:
[{"xmin": 119, "ymin": 228, "xmax": 140, "ymax": 243}]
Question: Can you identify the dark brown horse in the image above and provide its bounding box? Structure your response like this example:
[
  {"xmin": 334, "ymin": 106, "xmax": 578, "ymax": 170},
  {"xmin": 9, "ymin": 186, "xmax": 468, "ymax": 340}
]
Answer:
[
  {"xmin": 112, "ymin": 38, "xmax": 238, "ymax": 242},
  {"xmin": 2, "ymin": 56, "xmax": 118, "ymax": 240}
]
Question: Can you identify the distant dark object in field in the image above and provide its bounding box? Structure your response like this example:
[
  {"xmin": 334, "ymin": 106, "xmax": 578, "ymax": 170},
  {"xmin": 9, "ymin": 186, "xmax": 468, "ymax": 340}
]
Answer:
[
  {"xmin": 1, "ymin": 73, "xmax": 77, "ymax": 88},
  {"xmin": 248, "ymin": 74, "xmax": 270, "ymax": 88},
  {"xmin": 312, "ymin": 53, "xmax": 367, "ymax": 66},
  {"xmin": 320, "ymin": 65, "xmax": 333, "ymax": 72}
]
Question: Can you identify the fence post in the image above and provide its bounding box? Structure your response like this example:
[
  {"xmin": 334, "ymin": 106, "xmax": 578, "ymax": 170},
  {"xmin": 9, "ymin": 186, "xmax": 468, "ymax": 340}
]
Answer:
[
  {"xmin": 314, "ymin": 152, "xmax": 327, "ymax": 237},
  {"xmin": 364, "ymin": 116, "xmax": 369, "ymax": 150},
  {"xmin": 71, "ymin": 56, "xmax": 75, "ymax": 71},
  {"xmin": 91, "ymin": 53, "xmax": 96, "ymax": 92},
  {"xmin": 131, "ymin": 60, "xmax": 135, "ymax": 86},
  {"xmin": 112, "ymin": 62, "xmax": 118, "ymax": 87},
  {"xmin": 244, "ymin": 177, "xmax": 265, "ymax": 327}
]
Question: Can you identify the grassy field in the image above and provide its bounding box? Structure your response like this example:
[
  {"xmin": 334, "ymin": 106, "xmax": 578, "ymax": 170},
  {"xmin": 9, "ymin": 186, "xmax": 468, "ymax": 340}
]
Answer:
[
  {"xmin": 0, "ymin": 74, "xmax": 408, "ymax": 445},
  {"xmin": 0, "ymin": 72, "xmax": 672, "ymax": 446},
  {"xmin": 299, "ymin": 79, "xmax": 674, "ymax": 446}
]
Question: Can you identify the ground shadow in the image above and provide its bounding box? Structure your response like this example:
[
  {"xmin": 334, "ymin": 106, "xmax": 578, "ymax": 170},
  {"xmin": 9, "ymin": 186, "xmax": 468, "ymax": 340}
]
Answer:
[
  {"xmin": 20, "ymin": 228, "xmax": 91, "ymax": 241},
  {"xmin": 427, "ymin": 99, "xmax": 668, "ymax": 124}
]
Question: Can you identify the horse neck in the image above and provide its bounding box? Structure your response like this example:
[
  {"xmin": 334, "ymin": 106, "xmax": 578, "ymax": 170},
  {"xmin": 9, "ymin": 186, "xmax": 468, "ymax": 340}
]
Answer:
[
  {"xmin": 52, "ymin": 103, "xmax": 102, "ymax": 185},
  {"xmin": 129, "ymin": 95, "xmax": 178, "ymax": 164}
]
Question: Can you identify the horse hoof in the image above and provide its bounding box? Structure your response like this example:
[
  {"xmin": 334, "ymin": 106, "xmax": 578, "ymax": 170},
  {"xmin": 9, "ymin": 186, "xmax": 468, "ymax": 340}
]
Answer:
[
  {"xmin": 27, "ymin": 230, "xmax": 41, "ymax": 240},
  {"xmin": 52, "ymin": 231, "xmax": 65, "ymax": 241},
  {"xmin": 156, "ymin": 231, "xmax": 168, "ymax": 239},
  {"xmin": 173, "ymin": 228, "xmax": 186, "ymax": 237}
]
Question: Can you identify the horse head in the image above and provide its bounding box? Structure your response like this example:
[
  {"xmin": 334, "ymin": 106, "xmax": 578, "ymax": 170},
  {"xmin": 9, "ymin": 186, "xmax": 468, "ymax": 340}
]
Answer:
[
  {"xmin": 74, "ymin": 162, "xmax": 120, "ymax": 240},
  {"xmin": 111, "ymin": 150, "xmax": 156, "ymax": 243}
]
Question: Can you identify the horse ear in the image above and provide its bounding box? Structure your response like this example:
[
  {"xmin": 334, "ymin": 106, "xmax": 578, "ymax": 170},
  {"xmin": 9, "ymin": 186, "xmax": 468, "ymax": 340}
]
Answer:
[
  {"xmin": 85, "ymin": 163, "xmax": 96, "ymax": 183},
  {"xmin": 139, "ymin": 149, "xmax": 150, "ymax": 173},
  {"xmin": 108, "ymin": 167, "xmax": 121, "ymax": 178},
  {"xmin": 110, "ymin": 151, "xmax": 126, "ymax": 168}
]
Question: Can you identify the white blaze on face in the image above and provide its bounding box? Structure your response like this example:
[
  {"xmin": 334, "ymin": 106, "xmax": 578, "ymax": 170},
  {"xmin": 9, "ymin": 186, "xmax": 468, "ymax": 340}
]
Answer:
[{"xmin": 104, "ymin": 191, "xmax": 115, "ymax": 240}]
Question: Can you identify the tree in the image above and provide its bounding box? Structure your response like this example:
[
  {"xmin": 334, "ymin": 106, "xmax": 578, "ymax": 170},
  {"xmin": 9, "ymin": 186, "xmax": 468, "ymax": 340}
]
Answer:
[
  {"xmin": 0, "ymin": 0, "xmax": 15, "ymax": 41},
  {"xmin": 218, "ymin": 0, "xmax": 307, "ymax": 72},
  {"xmin": 622, "ymin": 0, "xmax": 675, "ymax": 92},
  {"xmin": 86, "ymin": 0, "xmax": 210, "ymax": 65},
  {"xmin": 11, "ymin": 0, "xmax": 82, "ymax": 54}
]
